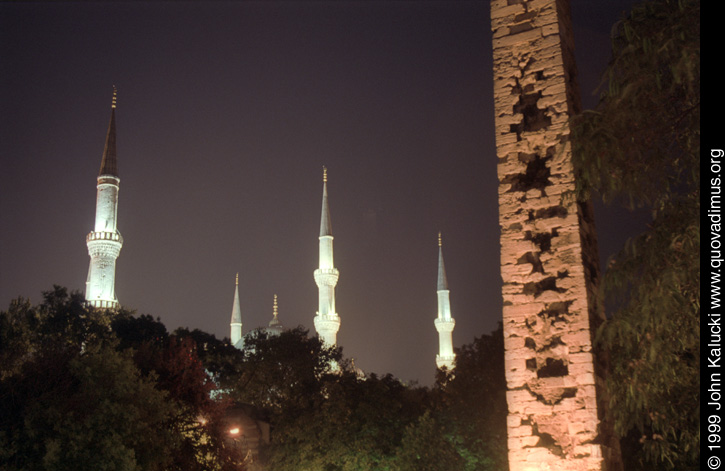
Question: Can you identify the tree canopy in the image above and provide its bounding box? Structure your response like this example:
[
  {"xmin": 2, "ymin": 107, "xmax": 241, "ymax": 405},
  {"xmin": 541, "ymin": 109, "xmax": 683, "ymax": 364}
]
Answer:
[
  {"xmin": 571, "ymin": 1, "xmax": 700, "ymax": 469},
  {"xmin": 1, "ymin": 286, "xmax": 510, "ymax": 470},
  {"xmin": 0, "ymin": 288, "xmax": 243, "ymax": 471}
]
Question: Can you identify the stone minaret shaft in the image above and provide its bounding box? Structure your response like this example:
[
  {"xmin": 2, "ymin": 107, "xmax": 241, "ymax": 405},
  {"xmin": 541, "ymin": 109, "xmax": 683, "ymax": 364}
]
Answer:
[
  {"xmin": 434, "ymin": 233, "xmax": 455, "ymax": 370},
  {"xmin": 313, "ymin": 167, "xmax": 340, "ymax": 346},
  {"xmin": 230, "ymin": 273, "xmax": 242, "ymax": 348},
  {"xmin": 86, "ymin": 88, "xmax": 123, "ymax": 309},
  {"xmin": 490, "ymin": 1, "xmax": 621, "ymax": 470}
]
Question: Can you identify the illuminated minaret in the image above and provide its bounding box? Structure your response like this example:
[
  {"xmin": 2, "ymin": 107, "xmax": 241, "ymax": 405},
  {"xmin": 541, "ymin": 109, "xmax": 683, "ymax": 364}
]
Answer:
[
  {"xmin": 313, "ymin": 166, "xmax": 340, "ymax": 346},
  {"xmin": 230, "ymin": 273, "xmax": 243, "ymax": 348},
  {"xmin": 434, "ymin": 232, "xmax": 455, "ymax": 370},
  {"xmin": 85, "ymin": 87, "xmax": 123, "ymax": 309}
]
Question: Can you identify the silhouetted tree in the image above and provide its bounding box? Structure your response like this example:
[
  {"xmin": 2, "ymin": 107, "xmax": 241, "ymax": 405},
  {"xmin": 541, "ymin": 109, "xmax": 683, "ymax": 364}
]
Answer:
[
  {"xmin": 434, "ymin": 324, "xmax": 508, "ymax": 471},
  {"xmin": 0, "ymin": 289, "xmax": 243, "ymax": 471}
]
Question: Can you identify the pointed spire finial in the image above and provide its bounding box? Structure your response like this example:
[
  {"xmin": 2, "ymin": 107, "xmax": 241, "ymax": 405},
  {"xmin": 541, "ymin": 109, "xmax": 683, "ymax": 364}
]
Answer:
[
  {"xmin": 273, "ymin": 294, "xmax": 279, "ymax": 318},
  {"xmin": 99, "ymin": 87, "xmax": 119, "ymax": 177},
  {"xmin": 438, "ymin": 231, "xmax": 442, "ymax": 247},
  {"xmin": 323, "ymin": 166, "xmax": 328, "ymax": 183},
  {"xmin": 235, "ymin": 272, "xmax": 239, "ymax": 286}
]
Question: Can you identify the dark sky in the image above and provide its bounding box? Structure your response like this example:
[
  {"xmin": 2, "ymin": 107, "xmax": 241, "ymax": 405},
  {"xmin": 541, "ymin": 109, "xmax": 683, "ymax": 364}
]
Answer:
[{"xmin": 0, "ymin": 1, "xmax": 644, "ymax": 385}]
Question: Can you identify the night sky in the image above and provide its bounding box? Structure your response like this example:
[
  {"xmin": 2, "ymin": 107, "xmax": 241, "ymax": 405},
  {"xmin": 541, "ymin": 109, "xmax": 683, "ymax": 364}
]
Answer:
[{"xmin": 1, "ymin": 1, "xmax": 645, "ymax": 385}]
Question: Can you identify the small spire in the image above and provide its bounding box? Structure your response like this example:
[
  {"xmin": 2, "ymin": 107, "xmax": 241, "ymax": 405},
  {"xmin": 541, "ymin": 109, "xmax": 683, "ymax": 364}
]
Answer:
[
  {"xmin": 319, "ymin": 166, "xmax": 332, "ymax": 237},
  {"xmin": 268, "ymin": 293, "xmax": 284, "ymax": 333},
  {"xmin": 230, "ymin": 274, "xmax": 242, "ymax": 324},
  {"xmin": 438, "ymin": 233, "xmax": 449, "ymax": 291},
  {"xmin": 99, "ymin": 86, "xmax": 119, "ymax": 177}
]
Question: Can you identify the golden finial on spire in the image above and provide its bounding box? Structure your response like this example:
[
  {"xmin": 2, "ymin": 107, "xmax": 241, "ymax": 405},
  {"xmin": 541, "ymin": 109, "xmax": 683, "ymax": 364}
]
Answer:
[
  {"xmin": 273, "ymin": 294, "xmax": 279, "ymax": 318},
  {"xmin": 323, "ymin": 166, "xmax": 328, "ymax": 183},
  {"xmin": 111, "ymin": 86, "xmax": 117, "ymax": 109},
  {"xmin": 438, "ymin": 231, "xmax": 442, "ymax": 247},
  {"xmin": 235, "ymin": 272, "xmax": 239, "ymax": 286}
]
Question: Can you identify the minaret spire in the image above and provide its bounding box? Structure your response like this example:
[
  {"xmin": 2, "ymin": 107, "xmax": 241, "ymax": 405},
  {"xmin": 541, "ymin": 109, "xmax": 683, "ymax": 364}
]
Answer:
[
  {"xmin": 99, "ymin": 86, "xmax": 118, "ymax": 177},
  {"xmin": 267, "ymin": 293, "xmax": 284, "ymax": 336},
  {"xmin": 314, "ymin": 166, "xmax": 340, "ymax": 346},
  {"xmin": 320, "ymin": 166, "xmax": 332, "ymax": 237},
  {"xmin": 437, "ymin": 232, "xmax": 448, "ymax": 290},
  {"xmin": 434, "ymin": 232, "xmax": 455, "ymax": 370},
  {"xmin": 85, "ymin": 87, "xmax": 123, "ymax": 309},
  {"xmin": 230, "ymin": 273, "xmax": 243, "ymax": 348}
]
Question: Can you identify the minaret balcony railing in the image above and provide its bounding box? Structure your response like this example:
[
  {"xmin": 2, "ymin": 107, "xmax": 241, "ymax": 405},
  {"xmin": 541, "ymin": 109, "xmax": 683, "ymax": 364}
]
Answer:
[
  {"xmin": 314, "ymin": 268, "xmax": 339, "ymax": 286},
  {"xmin": 434, "ymin": 318, "xmax": 455, "ymax": 332},
  {"xmin": 86, "ymin": 231, "xmax": 123, "ymax": 244},
  {"xmin": 85, "ymin": 299, "xmax": 120, "ymax": 310}
]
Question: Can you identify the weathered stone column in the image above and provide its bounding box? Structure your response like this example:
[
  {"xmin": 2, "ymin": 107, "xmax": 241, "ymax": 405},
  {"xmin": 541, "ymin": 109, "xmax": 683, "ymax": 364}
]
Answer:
[{"xmin": 490, "ymin": 1, "xmax": 621, "ymax": 470}]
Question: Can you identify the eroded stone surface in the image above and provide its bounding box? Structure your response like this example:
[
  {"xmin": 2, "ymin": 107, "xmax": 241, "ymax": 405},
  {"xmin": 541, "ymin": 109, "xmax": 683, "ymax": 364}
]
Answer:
[{"xmin": 490, "ymin": 1, "xmax": 621, "ymax": 470}]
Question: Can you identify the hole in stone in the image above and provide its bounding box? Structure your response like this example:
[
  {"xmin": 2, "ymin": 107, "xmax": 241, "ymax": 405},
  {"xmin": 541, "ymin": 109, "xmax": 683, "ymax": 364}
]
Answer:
[
  {"xmin": 534, "ymin": 432, "xmax": 564, "ymax": 456},
  {"xmin": 508, "ymin": 222, "xmax": 522, "ymax": 232},
  {"xmin": 524, "ymin": 229, "xmax": 558, "ymax": 252},
  {"xmin": 517, "ymin": 252, "xmax": 544, "ymax": 274},
  {"xmin": 535, "ymin": 70, "xmax": 545, "ymax": 81},
  {"xmin": 525, "ymin": 424, "xmax": 565, "ymax": 456},
  {"xmin": 509, "ymin": 123, "xmax": 524, "ymax": 140},
  {"xmin": 530, "ymin": 206, "xmax": 568, "ymax": 220},
  {"xmin": 537, "ymin": 358, "xmax": 569, "ymax": 378},
  {"xmin": 510, "ymin": 22, "xmax": 534, "ymax": 34},
  {"xmin": 538, "ymin": 302, "xmax": 573, "ymax": 324},
  {"xmin": 525, "ymin": 337, "xmax": 537, "ymax": 350},
  {"xmin": 502, "ymin": 153, "xmax": 551, "ymax": 193},
  {"xmin": 539, "ymin": 336, "xmax": 565, "ymax": 351},
  {"xmin": 523, "ymin": 277, "xmax": 564, "ymax": 297},
  {"xmin": 526, "ymin": 358, "xmax": 537, "ymax": 370},
  {"xmin": 557, "ymin": 269, "xmax": 569, "ymax": 279},
  {"xmin": 513, "ymin": 91, "xmax": 551, "ymax": 132}
]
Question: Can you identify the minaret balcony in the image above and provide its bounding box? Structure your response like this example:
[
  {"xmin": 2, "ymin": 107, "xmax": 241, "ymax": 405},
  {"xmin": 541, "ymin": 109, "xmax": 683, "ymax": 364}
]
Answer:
[
  {"xmin": 434, "ymin": 318, "xmax": 455, "ymax": 332},
  {"xmin": 86, "ymin": 299, "xmax": 120, "ymax": 310},
  {"xmin": 87, "ymin": 231, "xmax": 123, "ymax": 244},
  {"xmin": 314, "ymin": 268, "xmax": 339, "ymax": 285},
  {"xmin": 314, "ymin": 313, "xmax": 340, "ymax": 331}
]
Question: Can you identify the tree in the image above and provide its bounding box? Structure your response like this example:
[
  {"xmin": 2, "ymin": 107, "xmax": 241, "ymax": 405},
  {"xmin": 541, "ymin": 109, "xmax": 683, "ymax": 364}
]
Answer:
[
  {"xmin": 268, "ymin": 372, "xmax": 428, "ymax": 471},
  {"xmin": 229, "ymin": 327, "xmax": 343, "ymax": 414},
  {"xmin": 393, "ymin": 410, "xmax": 464, "ymax": 471},
  {"xmin": 0, "ymin": 289, "xmax": 243, "ymax": 471},
  {"xmin": 571, "ymin": 1, "xmax": 699, "ymax": 469},
  {"xmin": 0, "ymin": 286, "xmax": 116, "ymax": 379},
  {"xmin": 434, "ymin": 324, "xmax": 508, "ymax": 471},
  {"xmin": 0, "ymin": 340, "xmax": 178, "ymax": 471}
]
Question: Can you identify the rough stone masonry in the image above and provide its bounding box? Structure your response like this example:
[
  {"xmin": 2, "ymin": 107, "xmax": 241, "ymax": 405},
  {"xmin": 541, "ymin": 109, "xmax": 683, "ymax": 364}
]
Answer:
[{"xmin": 490, "ymin": 1, "xmax": 622, "ymax": 470}]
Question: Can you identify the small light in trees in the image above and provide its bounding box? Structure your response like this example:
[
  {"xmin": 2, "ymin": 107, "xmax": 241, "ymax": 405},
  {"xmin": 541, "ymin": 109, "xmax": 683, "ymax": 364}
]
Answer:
[{"xmin": 229, "ymin": 427, "xmax": 240, "ymax": 435}]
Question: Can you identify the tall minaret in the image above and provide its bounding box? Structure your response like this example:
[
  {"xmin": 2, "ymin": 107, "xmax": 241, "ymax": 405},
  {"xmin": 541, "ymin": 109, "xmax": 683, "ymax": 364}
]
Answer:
[
  {"xmin": 313, "ymin": 166, "xmax": 340, "ymax": 346},
  {"xmin": 434, "ymin": 232, "xmax": 455, "ymax": 370},
  {"xmin": 230, "ymin": 273, "xmax": 243, "ymax": 348},
  {"xmin": 85, "ymin": 87, "xmax": 123, "ymax": 309}
]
